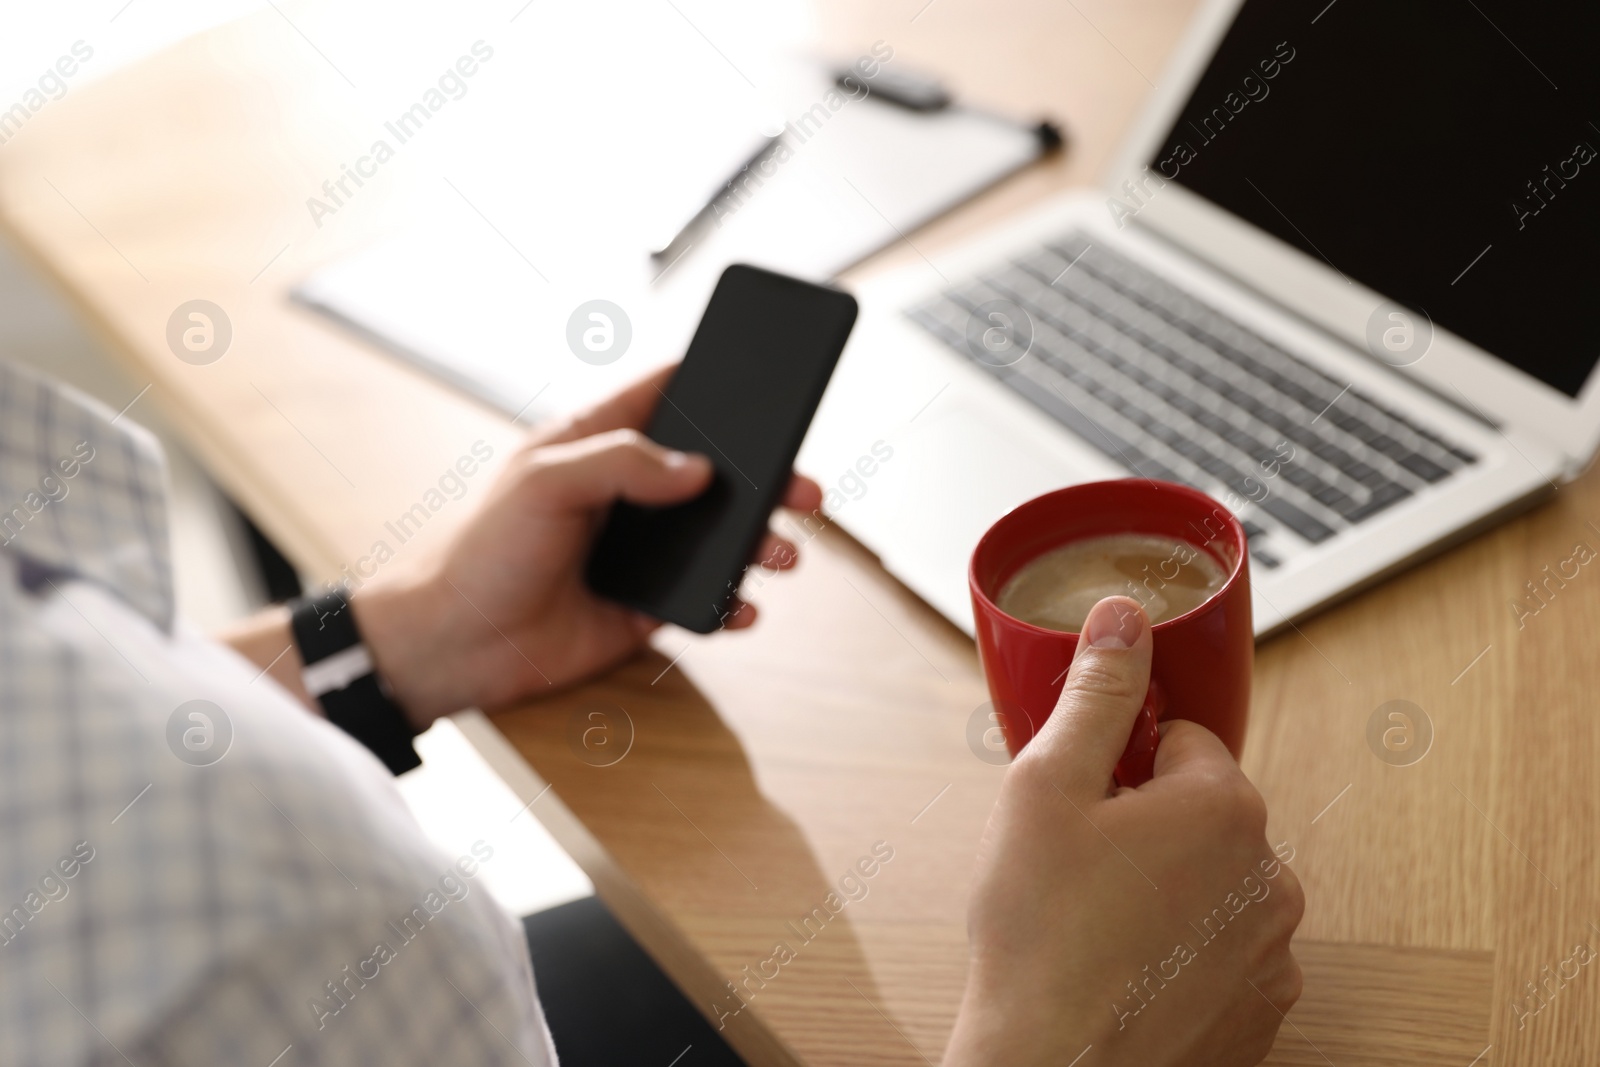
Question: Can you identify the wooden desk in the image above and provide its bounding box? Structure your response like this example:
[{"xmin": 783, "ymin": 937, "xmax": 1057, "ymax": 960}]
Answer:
[{"xmin": 3, "ymin": 3, "xmax": 1595, "ymax": 1062}]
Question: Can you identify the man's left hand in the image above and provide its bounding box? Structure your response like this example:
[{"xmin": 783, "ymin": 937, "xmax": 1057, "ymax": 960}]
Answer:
[{"xmin": 351, "ymin": 365, "xmax": 822, "ymax": 726}]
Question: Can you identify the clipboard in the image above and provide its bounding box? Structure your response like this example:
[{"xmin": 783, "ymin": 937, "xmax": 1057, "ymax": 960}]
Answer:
[{"xmin": 294, "ymin": 62, "xmax": 1061, "ymax": 422}]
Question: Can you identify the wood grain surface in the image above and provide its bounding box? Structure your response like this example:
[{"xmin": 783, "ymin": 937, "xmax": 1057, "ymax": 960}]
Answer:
[{"xmin": 3, "ymin": 1, "xmax": 1597, "ymax": 1062}]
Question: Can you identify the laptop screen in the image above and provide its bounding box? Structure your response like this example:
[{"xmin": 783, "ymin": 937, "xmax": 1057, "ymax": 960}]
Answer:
[{"xmin": 1151, "ymin": 0, "xmax": 1600, "ymax": 397}]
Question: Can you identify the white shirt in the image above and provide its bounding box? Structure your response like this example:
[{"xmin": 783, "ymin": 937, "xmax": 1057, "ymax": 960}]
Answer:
[{"xmin": 0, "ymin": 360, "xmax": 557, "ymax": 1066}]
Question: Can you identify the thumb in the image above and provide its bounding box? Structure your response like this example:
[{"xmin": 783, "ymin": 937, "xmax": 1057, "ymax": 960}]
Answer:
[
  {"xmin": 522, "ymin": 428, "xmax": 713, "ymax": 511},
  {"xmin": 1022, "ymin": 596, "xmax": 1153, "ymax": 795}
]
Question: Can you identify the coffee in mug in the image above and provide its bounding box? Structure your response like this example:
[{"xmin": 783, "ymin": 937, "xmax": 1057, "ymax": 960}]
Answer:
[
  {"xmin": 995, "ymin": 533, "xmax": 1228, "ymax": 633},
  {"xmin": 969, "ymin": 480, "xmax": 1254, "ymax": 768}
]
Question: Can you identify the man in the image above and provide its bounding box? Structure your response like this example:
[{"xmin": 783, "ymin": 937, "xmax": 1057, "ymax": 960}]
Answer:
[{"xmin": 0, "ymin": 357, "xmax": 1301, "ymax": 1065}]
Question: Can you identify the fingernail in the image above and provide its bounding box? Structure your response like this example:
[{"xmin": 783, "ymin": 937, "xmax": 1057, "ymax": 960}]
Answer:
[
  {"xmin": 665, "ymin": 450, "xmax": 704, "ymax": 471},
  {"xmin": 1083, "ymin": 597, "xmax": 1146, "ymax": 650}
]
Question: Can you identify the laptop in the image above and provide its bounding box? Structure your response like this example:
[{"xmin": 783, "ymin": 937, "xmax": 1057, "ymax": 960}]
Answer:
[{"xmin": 798, "ymin": 0, "xmax": 1598, "ymax": 637}]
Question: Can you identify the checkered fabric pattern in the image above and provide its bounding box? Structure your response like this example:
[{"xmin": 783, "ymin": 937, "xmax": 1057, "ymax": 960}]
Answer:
[{"xmin": 0, "ymin": 361, "xmax": 557, "ymax": 1066}]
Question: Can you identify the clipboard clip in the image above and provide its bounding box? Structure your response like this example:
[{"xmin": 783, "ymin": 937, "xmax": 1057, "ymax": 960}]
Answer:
[{"xmin": 832, "ymin": 65, "xmax": 1064, "ymax": 151}]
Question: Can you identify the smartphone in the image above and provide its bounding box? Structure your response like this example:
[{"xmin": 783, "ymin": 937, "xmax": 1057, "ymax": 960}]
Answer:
[{"xmin": 585, "ymin": 264, "xmax": 858, "ymax": 633}]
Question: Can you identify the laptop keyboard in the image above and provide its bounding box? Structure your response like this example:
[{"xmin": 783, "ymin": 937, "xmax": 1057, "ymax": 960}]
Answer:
[{"xmin": 906, "ymin": 233, "xmax": 1477, "ymax": 565}]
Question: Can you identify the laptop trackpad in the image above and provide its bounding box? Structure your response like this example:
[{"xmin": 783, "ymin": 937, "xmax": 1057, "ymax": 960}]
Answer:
[{"xmin": 836, "ymin": 404, "xmax": 1096, "ymax": 631}]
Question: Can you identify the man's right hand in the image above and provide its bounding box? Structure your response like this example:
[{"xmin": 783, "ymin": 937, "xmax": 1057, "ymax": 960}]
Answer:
[{"xmin": 945, "ymin": 596, "xmax": 1304, "ymax": 1066}]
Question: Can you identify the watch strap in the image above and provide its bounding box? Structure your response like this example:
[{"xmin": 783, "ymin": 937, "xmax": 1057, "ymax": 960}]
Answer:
[{"xmin": 289, "ymin": 588, "xmax": 422, "ymax": 775}]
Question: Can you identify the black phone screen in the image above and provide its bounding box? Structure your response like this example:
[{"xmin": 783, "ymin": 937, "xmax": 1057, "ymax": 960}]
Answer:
[{"xmin": 585, "ymin": 264, "xmax": 858, "ymax": 633}]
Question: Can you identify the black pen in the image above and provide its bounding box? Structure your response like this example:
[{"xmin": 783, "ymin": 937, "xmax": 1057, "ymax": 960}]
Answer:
[{"xmin": 648, "ymin": 134, "xmax": 783, "ymax": 263}]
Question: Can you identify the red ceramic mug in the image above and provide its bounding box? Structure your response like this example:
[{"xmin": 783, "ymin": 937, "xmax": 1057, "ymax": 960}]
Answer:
[{"xmin": 969, "ymin": 480, "xmax": 1253, "ymax": 785}]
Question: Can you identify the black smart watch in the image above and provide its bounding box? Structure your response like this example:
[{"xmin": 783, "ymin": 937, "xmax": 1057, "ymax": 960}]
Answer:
[{"xmin": 289, "ymin": 587, "xmax": 422, "ymax": 775}]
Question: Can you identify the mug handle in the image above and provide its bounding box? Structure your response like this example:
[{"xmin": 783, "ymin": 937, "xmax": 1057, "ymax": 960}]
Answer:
[{"xmin": 1112, "ymin": 681, "xmax": 1164, "ymax": 789}]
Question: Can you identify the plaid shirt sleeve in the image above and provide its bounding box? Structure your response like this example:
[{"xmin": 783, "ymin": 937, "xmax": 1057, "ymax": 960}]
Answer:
[
  {"xmin": 118, "ymin": 912, "xmax": 557, "ymax": 1067},
  {"xmin": 0, "ymin": 361, "xmax": 558, "ymax": 1067}
]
